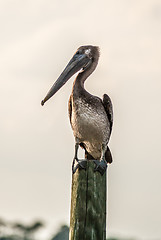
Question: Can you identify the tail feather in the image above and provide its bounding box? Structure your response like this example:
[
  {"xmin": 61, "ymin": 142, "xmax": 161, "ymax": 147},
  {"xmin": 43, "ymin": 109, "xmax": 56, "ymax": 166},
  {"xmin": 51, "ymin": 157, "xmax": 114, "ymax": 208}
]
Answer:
[{"xmin": 105, "ymin": 146, "xmax": 113, "ymax": 163}]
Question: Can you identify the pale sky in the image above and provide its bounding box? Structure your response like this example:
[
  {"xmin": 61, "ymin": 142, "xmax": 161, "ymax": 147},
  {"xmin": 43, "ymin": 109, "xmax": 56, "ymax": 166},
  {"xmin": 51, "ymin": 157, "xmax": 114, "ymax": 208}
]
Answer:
[{"xmin": 0, "ymin": 0, "xmax": 161, "ymax": 239}]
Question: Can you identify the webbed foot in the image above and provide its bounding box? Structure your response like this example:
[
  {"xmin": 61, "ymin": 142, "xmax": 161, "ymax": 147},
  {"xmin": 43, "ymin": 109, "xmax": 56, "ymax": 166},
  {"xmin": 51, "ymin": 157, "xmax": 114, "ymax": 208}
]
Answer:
[
  {"xmin": 72, "ymin": 158, "xmax": 87, "ymax": 174},
  {"xmin": 94, "ymin": 159, "xmax": 107, "ymax": 176}
]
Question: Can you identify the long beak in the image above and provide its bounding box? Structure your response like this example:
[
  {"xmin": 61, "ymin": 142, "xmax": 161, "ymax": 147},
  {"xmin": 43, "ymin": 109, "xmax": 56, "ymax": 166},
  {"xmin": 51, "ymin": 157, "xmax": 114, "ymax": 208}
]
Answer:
[{"xmin": 41, "ymin": 53, "xmax": 89, "ymax": 106}]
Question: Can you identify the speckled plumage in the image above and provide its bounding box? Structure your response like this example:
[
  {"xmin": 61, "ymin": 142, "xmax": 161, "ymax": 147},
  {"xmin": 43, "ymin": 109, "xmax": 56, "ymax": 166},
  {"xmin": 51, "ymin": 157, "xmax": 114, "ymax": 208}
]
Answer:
[
  {"xmin": 69, "ymin": 96, "xmax": 110, "ymax": 159},
  {"xmin": 68, "ymin": 45, "xmax": 113, "ymax": 163}
]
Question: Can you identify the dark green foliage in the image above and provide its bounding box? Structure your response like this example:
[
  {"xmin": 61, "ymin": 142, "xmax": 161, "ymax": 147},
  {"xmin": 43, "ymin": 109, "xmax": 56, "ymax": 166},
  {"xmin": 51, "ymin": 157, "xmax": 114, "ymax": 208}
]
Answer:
[
  {"xmin": 12, "ymin": 220, "xmax": 44, "ymax": 240},
  {"xmin": 0, "ymin": 236, "xmax": 22, "ymax": 240},
  {"xmin": 0, "ymin": 217, "xmax": 138, "ymax": 240},
  {"xmin": 12, "ymin": 220, "xmax": 44, "ymax": 233},
  {"xmin": 51, "ymin": 225, "xmax": 69, "ymax": 240},
  {"xmin": 0, "ymin": 219, "xmax": 44, "ymax": 240}
]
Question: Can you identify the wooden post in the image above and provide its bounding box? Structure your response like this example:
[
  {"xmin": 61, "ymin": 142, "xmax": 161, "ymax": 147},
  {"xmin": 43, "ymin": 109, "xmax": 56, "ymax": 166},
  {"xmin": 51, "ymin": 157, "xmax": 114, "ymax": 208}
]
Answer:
[{"xmin": 69, "ymin": 160, "xmax": 107, "ymax": 240}]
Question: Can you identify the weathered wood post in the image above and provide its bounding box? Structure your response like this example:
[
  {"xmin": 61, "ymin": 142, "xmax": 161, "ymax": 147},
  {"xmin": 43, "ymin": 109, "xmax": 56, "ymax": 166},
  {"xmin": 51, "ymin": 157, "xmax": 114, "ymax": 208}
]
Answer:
[{"xmin": 69, "ymin": 157, "xmax": 107, "ymax": 240}]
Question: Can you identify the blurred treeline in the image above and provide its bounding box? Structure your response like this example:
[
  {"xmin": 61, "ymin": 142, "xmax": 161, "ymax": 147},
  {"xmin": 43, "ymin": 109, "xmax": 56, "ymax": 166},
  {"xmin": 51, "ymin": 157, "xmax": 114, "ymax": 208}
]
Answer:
[{"xmin": 0, "ymin": 218, "xmax": 135, "ymax": 240}]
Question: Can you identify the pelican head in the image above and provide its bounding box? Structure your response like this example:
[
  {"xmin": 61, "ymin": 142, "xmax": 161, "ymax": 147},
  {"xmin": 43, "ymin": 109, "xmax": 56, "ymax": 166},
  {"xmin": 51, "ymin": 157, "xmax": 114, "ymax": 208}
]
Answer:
[{"xmin": 41, "ymin": 45, "xmax": 99, "ymax": 106}]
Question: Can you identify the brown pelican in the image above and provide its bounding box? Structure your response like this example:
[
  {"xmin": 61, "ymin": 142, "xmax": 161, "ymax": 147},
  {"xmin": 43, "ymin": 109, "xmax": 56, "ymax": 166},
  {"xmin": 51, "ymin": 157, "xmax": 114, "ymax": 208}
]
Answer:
[{"xmin": 41, "ymin": 45, "xmax": 113, "ymax": 175}]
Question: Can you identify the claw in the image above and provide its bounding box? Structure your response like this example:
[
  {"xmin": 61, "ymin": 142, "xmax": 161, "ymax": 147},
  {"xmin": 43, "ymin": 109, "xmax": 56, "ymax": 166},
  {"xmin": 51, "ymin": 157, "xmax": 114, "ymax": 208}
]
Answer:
[
  {"xmin": 94, "ymin": 159, "xmax": 107, "ymax": 175},
  {"xmin": 72, "ymin": 158, "xmax": 87, "ymax": 174}
]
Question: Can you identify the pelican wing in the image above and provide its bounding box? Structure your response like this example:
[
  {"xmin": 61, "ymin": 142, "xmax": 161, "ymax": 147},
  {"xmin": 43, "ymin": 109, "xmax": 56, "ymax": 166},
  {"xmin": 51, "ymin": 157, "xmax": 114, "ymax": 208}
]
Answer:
[
  {"xmin": 102, "ymin": 94, "xmax": 113, "ymax": 135},
  {"xmin": 68, "ymin": 95, "xmax": 72, "ymax": 124}
]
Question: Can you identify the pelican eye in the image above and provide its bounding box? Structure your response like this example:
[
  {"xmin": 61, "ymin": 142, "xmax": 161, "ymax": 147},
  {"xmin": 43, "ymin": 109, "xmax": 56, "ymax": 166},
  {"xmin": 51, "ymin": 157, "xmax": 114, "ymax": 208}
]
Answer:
[{"xmin": 85, "ymin": 49, "xmax": 91, "ymax": 55}]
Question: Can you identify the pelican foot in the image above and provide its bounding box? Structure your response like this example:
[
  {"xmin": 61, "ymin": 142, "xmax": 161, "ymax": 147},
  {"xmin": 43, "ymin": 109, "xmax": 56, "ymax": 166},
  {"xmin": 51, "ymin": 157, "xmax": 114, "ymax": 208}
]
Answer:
[
  {"xmin": 72, "ymin": 158, "xmax": 87, "ymax": 174},
  {"xmin": 94, "ymin": 159, "xmax": 107, "ymax": 176}
]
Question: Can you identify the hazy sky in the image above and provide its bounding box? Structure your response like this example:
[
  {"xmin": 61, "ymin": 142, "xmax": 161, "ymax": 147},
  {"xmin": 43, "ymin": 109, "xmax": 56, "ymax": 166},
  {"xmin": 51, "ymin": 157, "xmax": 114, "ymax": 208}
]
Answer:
[{"xmin": 0, "ymin": 0, "xmax": 161, "ymax": 239}]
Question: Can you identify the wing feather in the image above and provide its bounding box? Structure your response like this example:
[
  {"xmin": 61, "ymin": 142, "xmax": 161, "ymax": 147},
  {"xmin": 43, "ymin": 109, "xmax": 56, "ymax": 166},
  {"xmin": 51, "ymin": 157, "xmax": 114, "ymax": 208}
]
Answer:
[
  {"xmin": 68, "ymin": 95, "xmax": 72, "ymax": 124},
  {"xmin": 102, "ymin": 94, "xmax": 113, "ymax": 135}
]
